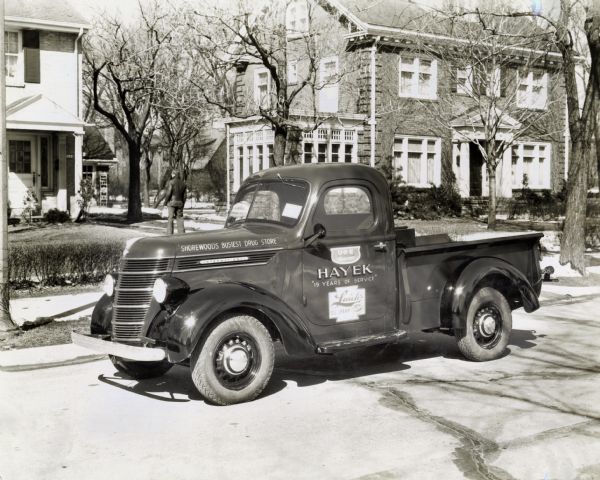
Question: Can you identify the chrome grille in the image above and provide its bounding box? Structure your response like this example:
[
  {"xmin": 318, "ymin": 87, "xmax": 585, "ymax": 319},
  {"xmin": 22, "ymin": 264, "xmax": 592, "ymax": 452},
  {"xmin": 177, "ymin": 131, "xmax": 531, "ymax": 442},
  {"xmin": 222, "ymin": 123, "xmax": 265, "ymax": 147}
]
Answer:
[
  {"xmin": 174, "ymin": 250, "xmax": 277, "ymax": 272},
  {"xmin": 112, "ymin": 257, "xmax": 172, "ymax": 342}
]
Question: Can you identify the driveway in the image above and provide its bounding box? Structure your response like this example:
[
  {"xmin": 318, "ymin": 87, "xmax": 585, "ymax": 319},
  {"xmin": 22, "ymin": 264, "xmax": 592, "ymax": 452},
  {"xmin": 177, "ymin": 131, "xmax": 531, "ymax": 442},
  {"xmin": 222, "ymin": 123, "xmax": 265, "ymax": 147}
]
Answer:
[{"xmin": 1, "ymin": 297, "xmax": 599, "ymax": 480}]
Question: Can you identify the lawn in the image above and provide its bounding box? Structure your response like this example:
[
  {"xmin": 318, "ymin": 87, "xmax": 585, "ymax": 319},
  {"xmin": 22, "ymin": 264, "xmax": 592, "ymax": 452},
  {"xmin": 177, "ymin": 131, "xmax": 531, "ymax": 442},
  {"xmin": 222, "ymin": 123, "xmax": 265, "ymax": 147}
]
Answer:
[{"xmin": 8, "ymin": 222, "xmax": 153, "ymax": 246}]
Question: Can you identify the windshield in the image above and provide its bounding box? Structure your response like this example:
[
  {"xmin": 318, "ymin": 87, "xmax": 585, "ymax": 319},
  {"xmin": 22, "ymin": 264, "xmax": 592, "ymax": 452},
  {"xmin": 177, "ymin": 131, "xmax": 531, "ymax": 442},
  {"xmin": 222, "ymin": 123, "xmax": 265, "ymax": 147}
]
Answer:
[{"xmin": 226, "ymin": 179, "xmax": 309, "ymax": 227}]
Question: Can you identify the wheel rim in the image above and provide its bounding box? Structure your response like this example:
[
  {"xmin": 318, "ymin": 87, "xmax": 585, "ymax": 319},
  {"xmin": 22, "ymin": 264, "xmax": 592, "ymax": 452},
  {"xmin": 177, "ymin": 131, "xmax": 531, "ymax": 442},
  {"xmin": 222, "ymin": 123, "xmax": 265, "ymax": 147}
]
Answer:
[
  {"xmin": 473, "ymin": 304, "xmax": 503, "ymax": 349},
  {"xmin": 213, "ymin": 332, "xmax": 261, "ymax": 390}
]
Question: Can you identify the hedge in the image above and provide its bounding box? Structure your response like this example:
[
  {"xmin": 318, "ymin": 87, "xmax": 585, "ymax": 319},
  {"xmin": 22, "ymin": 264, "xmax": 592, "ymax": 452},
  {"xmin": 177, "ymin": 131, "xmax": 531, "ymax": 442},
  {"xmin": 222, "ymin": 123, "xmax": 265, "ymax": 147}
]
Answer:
[{"xmin": 9, "ymin": 241, "xmax": 123, "ymax": 287}]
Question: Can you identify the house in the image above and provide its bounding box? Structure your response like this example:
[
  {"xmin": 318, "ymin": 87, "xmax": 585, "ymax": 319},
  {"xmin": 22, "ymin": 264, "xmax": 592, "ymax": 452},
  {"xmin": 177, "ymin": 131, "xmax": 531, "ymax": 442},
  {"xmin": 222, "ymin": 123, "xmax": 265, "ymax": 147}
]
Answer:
[
  {"xmin": 5, "ymin": 0, "xmax": 89, "ymax": 217},
  {"xmin": 82, "ymin": 126, "xmax": 117, "ymax": 206},
  {"xmin": 224, "ymin": 0, "xmax": 566, "ymax": 204}
]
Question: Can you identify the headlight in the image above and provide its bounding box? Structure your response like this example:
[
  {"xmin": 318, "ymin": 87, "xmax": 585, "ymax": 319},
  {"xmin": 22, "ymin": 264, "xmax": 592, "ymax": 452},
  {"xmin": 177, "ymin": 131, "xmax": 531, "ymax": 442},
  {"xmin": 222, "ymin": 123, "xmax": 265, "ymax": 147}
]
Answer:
[
  {"xmin": 153, "ymin": 278, "xmax": 168, "ymax": 303},
  {"xmin": 103, "ymin": 274, "xmax": 115, "ymax": 297}
]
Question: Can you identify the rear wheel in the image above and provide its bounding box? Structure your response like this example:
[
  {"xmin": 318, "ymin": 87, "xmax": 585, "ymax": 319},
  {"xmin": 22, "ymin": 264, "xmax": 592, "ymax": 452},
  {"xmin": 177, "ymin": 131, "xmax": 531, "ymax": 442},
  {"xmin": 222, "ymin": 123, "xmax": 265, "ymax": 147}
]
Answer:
[
  {"xmin": 109, "ymin": 355, "xmax": 172, "ymax": 379},
  {"xmin": 455, "ymin": 287, "xmax": 512, "ymax": 362},
  {"xmin": 191, "ymin": 315, "xmax": 274, "ymax": 406}
]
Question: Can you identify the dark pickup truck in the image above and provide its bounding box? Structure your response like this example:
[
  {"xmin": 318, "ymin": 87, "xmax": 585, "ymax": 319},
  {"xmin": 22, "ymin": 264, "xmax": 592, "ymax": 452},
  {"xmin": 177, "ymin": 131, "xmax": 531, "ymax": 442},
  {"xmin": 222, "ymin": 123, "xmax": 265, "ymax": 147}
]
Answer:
[{"xmin": 73, "ymin": 164, "xmax": 543, "ymax": 405}]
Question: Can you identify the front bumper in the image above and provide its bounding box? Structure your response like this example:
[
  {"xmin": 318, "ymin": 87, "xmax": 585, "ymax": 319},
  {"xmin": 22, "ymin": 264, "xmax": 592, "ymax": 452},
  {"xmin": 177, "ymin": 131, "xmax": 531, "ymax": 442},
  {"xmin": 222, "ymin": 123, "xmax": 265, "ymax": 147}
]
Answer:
[{"xmin": 71, "ymin": 332, "xmax": 167, "ymax": 362}]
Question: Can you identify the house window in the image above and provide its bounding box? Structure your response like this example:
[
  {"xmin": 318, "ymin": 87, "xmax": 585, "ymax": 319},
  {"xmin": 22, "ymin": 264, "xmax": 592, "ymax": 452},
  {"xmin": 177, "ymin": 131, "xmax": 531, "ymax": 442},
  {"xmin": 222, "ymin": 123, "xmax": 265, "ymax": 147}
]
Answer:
[
  {"xmin": 456, "ymin": 65, "xmax": 501, "ymax": 97},
  {"xmin": 511, "ymin": 142, "xmax": 551, "ymax": 189},
  {"xmin": 302, "ymin": 128, "xmax": 356, "ymax": 164},
  {"xmin": 393, "ymin": 136, "xmax": 442, "ymax": 187},
  {"xmin": 288, "ymin": 61, "xmax": 298, "ymax": 84},
  {"xmin": 399, "ymin": 56, "xmax": 437, "ymax": 99},
  {"xmin": 319, "ymin": 56, "xmax": 339, "ymax": 113},
  {"xmin": 5, "ymin": 31, "xmax": 21, "ymax": 82},
  {"xmin": 232, "ymin": 128, "xmax": 275, "ymax": 192},
  {"xmin": 286, "ymin": 0, "xmax": 309, "ymax": 33},
  {"xmin": 254, "ymin": 68, "xmax": 271, "ymax": 107},
  {"xmin": 9, "ymin": 140, "xmax": 32, "ymax": 173},
  {"xmin": 517, "ymin": 71, "xmax": 547, "ymax": 109}
]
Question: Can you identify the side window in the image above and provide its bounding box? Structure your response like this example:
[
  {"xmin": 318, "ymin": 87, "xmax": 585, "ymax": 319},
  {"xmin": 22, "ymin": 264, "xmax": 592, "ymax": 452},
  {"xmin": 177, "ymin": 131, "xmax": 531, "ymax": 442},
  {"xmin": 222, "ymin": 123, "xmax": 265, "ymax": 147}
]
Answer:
[{"xmin": 314, "ymin": 186, "xmax": 374, "ymax": 234}]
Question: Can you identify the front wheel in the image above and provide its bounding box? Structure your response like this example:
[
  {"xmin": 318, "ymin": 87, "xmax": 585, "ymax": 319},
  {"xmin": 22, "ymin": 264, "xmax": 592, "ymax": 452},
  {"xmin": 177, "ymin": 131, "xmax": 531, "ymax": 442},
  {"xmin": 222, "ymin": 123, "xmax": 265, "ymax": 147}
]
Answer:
[
  {"xmin": 191, "ymin": 315, "xmax": 274, "ymax": 406},
  {"xmin": 455, "ymin": 287, "xmax": 512, "ymax": 362},
  {"xmin": 109, "ymin": 355, "xmax": 173, "ymax": 379}
]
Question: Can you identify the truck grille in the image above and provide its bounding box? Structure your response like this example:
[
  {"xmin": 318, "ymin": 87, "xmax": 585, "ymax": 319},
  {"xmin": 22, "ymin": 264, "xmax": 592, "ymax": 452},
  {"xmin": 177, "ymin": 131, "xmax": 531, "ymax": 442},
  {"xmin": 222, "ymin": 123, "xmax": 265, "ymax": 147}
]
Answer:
[{"xmin": 112, "ymin": 258, "xmax": 172, "ymax": 342}]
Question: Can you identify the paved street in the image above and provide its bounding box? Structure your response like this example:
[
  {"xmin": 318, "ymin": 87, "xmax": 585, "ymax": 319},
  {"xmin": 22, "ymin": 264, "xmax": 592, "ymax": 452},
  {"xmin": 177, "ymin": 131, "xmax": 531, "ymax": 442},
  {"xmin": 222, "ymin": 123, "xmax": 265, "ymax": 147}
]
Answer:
[{"xmin": 1, "ymin": 296, "xmax": 600, "ymax": 480}]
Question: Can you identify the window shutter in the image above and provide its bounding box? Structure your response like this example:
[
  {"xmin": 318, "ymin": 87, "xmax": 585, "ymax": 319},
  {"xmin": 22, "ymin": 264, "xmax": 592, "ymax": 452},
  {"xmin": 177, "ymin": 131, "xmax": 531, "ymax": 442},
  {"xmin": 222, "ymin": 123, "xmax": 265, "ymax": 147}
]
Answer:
[
  {"xmin": 500, "ymin": 67, "xmax": 508, "ymax": 97},
  {"xmin": 23, "ymin": 30, "xmax": 40, "ymax": 84},
  {"xmin": 450, "ymin": 68, "xmax": 458, "ymax": 94}
]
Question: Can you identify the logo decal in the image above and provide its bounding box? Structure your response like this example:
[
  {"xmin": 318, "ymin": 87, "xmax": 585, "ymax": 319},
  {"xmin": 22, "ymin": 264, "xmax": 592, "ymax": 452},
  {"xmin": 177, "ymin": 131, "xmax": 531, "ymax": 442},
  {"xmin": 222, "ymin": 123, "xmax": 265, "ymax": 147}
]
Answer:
[
  {"xmin": 329, "ymin": 285, "xmax": 366, "ymax": 322},
  {"xmin": 330, "ymin": 246, "xmax": 361, "ymax": 265}
]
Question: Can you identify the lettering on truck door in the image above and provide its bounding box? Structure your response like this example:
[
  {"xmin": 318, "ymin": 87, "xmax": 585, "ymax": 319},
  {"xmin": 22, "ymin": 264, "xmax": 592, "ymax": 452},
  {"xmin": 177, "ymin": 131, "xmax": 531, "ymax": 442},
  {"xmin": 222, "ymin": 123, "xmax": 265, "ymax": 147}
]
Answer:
[{"xmin": 301, "ymin": 182, "xmax": 396, "ymax": 343}]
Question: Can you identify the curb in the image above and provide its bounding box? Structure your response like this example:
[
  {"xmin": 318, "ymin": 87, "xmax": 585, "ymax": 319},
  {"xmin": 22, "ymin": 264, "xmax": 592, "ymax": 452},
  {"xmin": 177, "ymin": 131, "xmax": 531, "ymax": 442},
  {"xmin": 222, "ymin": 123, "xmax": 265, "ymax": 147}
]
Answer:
[{"xmin": 0, "ymin": 353, "xmax": 106, "ymax": 372}]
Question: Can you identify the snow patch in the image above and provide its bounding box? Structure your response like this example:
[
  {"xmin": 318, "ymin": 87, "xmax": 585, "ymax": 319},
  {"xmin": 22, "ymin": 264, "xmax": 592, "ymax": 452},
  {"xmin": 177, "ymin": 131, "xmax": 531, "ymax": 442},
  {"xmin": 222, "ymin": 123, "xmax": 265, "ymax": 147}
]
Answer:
[{"xmin": 540, "ymin": 253, "xmax": 582, "ymax": 278}]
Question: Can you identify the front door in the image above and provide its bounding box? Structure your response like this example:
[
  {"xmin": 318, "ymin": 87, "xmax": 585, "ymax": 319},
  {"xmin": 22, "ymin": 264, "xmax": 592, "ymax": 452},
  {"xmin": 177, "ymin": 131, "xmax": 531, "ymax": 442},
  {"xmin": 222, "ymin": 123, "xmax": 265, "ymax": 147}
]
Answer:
[
  {"xmin": 469, "ymin": 142, "xmax": 485, "ymax": 197},
  {"xmin": 8, "ymin": 135, "xmax": 39, "ymax": 215},
  {"xmin": 302, "ymin": 180, "xmax": 396, "ymax": 344}
]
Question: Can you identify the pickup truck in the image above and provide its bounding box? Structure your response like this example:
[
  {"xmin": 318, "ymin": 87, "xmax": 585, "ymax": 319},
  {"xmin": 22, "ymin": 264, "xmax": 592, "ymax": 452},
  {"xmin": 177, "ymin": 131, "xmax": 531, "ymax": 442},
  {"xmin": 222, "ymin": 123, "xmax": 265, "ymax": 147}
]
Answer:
[{"xmin": 73, "ymin": 163, "xmax": 543, "ymax": 405}]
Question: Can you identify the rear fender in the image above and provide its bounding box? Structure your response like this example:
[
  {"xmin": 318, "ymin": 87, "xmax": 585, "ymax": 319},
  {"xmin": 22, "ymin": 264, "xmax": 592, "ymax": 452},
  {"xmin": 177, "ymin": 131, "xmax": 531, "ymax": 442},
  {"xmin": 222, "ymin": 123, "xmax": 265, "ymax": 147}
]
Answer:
[
  {"xmin": 446, "ymin": 257, "xmax": 539, "ymax": 330},
  {"xmin": 160, "ymin": 283, "xmax": 316, "ymax": 363}
]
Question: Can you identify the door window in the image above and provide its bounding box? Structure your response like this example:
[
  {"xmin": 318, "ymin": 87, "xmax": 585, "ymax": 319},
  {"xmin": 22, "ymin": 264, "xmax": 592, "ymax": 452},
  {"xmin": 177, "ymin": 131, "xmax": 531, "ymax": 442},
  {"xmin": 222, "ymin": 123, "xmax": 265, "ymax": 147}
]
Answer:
[
  {"xmin": 314, "ymin": 186, "xmax": 374, "ymax": 234},
  {"xmin": 9, "ymin": 140, "xmax": 31, "ymax": 173}
]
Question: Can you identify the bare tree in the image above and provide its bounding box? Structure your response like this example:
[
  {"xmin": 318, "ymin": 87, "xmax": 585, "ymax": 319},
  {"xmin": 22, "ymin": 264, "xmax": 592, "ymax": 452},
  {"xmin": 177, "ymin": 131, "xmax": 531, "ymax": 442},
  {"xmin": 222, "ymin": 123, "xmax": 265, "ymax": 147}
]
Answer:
[
  {"xmin": 188, "ymin": 0, "xmax": 357, "ymax": 165},
  {"xmin": 84, "ymin": 2, "xmax": 173, "ymax": 222}
]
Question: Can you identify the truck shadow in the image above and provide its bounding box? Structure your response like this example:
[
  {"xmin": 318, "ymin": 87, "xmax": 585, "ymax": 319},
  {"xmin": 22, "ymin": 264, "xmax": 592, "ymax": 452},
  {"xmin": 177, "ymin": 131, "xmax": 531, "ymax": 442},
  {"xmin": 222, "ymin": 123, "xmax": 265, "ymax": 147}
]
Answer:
[{"xmin": 96, "ymin": 328, "xmax": 540, "ymax": 403}]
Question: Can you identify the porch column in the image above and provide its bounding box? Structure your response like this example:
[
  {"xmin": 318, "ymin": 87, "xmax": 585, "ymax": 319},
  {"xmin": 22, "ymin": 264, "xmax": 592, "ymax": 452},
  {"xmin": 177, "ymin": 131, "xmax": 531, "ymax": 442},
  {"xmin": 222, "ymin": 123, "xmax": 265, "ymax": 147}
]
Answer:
[
  {"xmin": 458, "ymin": 142, "xmax": 470, "ymax": 197},
  {"xmin": 57, "ymin": 135, "xmax": 67, "ymax": 211},
  {"xmin": 497, "ymin": 147, "xmax": 513, "ymax": 198},
  {"xmin": 70, "ymin": 133, "xmax": 83, "ymax": 218}
]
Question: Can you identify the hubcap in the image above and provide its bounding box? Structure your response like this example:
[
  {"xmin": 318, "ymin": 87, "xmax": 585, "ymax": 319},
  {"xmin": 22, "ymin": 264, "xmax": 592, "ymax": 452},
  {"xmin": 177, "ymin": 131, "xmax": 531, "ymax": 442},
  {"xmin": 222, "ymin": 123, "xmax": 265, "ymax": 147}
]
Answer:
[
  {"xmin": 473, "ymin": 305, "xmax": 502, "ymax": 349},
  {"xmin": 223, "ymin": 346, "xmax": 250, "ymax": 374}
]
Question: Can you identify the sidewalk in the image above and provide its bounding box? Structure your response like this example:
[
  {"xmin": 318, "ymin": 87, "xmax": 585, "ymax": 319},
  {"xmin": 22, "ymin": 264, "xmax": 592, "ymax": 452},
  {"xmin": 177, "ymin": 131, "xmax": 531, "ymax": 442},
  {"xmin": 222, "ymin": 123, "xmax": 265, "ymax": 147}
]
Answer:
[{"xmin": 0, "ymin": 282, "xmax": 597, "ymax": 371}]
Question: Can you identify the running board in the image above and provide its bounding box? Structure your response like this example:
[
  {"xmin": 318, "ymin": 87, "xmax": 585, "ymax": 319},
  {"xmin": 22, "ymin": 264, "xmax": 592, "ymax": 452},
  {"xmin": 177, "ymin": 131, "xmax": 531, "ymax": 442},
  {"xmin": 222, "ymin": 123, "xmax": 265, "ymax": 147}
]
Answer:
[{"xmin": 316, "ymin": 330, "xmax": 407, "ymax": 354}]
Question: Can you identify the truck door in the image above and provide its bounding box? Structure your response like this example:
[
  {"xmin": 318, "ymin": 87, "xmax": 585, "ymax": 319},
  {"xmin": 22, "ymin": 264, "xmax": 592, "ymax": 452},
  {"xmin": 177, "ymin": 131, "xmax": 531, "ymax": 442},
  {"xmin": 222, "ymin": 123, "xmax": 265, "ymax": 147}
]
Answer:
[{"xmin": 302, "ymin": 181, "xmax": 396, "ymax": 343}]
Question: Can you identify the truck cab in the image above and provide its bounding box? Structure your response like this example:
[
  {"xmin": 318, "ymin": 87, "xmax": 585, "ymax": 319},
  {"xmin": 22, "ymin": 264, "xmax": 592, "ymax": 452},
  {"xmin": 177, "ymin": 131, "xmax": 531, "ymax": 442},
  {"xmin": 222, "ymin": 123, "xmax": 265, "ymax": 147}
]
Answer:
[{"xmin": 73, "ymin": 164, "xmax": 543, "ymax": 405}]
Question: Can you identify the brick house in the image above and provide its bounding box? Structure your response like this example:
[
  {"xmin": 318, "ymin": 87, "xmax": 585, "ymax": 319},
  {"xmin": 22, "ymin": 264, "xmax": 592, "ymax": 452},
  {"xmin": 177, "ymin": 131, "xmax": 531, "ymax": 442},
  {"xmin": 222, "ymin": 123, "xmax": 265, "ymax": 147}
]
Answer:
[
  {"xmin": 5, "ymin": 0, "xmax": 89, "ymax": 216},
  {"xmin": 224, "ymin": 0, "xmax": 566, "ymax": 204}
]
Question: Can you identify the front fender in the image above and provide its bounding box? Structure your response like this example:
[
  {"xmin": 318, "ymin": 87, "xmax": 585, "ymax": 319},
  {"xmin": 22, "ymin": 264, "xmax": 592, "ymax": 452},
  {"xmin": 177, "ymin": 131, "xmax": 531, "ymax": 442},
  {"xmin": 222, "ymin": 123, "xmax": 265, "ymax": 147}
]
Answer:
[
  {"xmin": 158, "ymin": 283, "xmax": 316, "ymax": 363},
  {"xmin": 90, "ymin": 294, "xmax": 113, "ymax": 335},
  {"xmin": 449, "ymin": 257, "xmax": 540, "ymax": 329}
]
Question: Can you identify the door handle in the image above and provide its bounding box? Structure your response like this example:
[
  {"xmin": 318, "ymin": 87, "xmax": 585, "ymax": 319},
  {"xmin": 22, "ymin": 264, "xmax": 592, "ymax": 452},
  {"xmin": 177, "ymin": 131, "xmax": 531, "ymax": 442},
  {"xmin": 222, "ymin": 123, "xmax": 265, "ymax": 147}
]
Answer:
[{"xmin": 373, "ymin": 241, "xmax": 387, "ymax": 252}]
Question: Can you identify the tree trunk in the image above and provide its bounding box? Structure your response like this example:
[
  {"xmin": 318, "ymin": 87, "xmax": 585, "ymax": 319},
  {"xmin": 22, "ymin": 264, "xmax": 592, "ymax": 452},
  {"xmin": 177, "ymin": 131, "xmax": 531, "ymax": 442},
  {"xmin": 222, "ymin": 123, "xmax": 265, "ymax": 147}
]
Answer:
[
  {"xmin": 127, "ymin": 141, "xmax": 143, "ymax": 223},
  {"xmin": 560, "ymin": 140, "xmax": 589, "ymax": 274},
  {"xmin": 487, "ymin": 165, "xmax": 497, "ymax": 230},
  {"xmin": 0, "ymin": 283, "xmax": 16, "ymax": 332},
  {"xmin": 140, "ymin": 155, "xmax": 149, "ymax": 207},
  {"xmin": 273, "ymin": 125, "xmax": 287, "ymax": 166}
]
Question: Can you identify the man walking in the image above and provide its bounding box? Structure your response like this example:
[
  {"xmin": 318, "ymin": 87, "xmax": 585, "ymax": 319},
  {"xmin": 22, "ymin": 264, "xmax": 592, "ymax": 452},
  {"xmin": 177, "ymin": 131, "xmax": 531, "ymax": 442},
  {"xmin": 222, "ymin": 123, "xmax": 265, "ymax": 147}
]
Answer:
[{"xmin": 156, "ymin": 168, "xmax": 187, "ymax": 235}]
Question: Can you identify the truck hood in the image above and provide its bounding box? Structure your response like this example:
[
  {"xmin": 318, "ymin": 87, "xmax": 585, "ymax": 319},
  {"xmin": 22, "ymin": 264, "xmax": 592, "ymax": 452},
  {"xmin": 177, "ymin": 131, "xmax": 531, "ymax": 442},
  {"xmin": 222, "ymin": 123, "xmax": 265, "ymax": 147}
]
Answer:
[{"xmin": 123, "ymin": 224, "xmax": 294, "ymax": 260}]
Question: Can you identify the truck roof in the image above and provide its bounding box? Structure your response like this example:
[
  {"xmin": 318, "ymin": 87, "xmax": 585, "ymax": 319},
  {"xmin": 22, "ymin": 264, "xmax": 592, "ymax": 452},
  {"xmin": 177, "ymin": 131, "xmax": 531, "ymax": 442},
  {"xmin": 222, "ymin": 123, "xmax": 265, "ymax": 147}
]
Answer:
[{"xmin": 246, "ymin": 163, "xmax": 389, "ymax": 192}]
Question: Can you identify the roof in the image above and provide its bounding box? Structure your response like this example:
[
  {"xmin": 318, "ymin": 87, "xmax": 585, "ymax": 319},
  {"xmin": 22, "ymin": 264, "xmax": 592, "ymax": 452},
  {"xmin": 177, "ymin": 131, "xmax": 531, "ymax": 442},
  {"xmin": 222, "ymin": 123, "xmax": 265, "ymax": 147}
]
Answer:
[
  {"xmin": 83, "ymin": 126, "xmax": 115, "ymax": 161},
  {"xmin": 5, "ymin": 0, "xmax": 89, "ymax": 30},
  {"xmin": 330, "ymin": 0, "xmax": 558, "ymax": 55}
]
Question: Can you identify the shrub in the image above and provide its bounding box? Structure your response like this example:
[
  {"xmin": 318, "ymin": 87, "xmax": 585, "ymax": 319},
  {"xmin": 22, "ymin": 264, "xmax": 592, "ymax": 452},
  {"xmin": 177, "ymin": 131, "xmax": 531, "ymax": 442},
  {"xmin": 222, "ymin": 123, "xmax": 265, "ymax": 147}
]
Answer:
[
  {"xmin": 9, "ymin": 241, "xmax": 123, "ymax": 287},
  {"xmin": 508, "ymin": 185, "xmax": 565, "ymax": 220},
  {"xmin": 43, "ymin": 209, "xmax": 71, "ymax": 224}
]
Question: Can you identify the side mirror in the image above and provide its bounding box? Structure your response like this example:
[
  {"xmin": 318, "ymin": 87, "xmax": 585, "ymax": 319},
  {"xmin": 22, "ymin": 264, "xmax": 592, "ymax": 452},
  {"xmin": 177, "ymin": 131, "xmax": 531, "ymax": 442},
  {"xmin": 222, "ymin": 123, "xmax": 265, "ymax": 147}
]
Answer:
[{"xmin": 304, "ymin": 223, "xmax": 326, "ymax": 247}]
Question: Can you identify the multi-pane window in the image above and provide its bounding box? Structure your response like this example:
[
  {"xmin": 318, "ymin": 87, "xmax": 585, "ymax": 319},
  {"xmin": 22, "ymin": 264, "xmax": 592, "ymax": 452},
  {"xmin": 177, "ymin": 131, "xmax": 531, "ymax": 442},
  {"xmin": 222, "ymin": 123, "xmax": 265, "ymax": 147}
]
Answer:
[
  {"xmin": 5, "ymin": 31, "xmax": 20, "ymax": 81},
  {"xmin": 511, "ymin": 142, "xmax": 551, "ymax": 189},
  {"xmin": 393, "ymin": 136, "xmax": 441, "ymax": 187},
  {"xmin": 232, "ymin": 129, "xmax": 275, "ymax": 192},
  {"xmin": 254, "ymin": 68, "xmax": 271, "ymax": 107},
  {"xmin": 399, "ymin": 56, "xmax": 437, "ymax": 99},
  {"xmin": 302, "ymin": 128, "xmax": 356, "ymax": 164},
  {"xmin": 286, "ymin": 0, "xmax": 309, "ymax": 33},
  {"xmin": 517, "ymin": 71, "xmax": 547, "ymax": 109},
  {"xmin": 9, "ymin": 140, "xmax": 31, "ymax": 173},
  {"xmin": 456, "ymin": 65, "xmax": 501, "ymax": 97}
]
